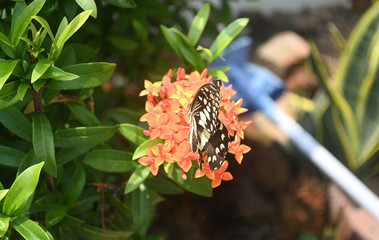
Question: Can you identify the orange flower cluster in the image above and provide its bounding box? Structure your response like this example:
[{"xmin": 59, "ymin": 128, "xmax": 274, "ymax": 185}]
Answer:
[{"xmin": 139, "ymin": 68, "xmax": 251, "ymax": 188}]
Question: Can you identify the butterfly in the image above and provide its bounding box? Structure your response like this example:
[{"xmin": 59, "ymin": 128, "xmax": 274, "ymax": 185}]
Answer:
[{"xmin": 188, "ymin": 79, "xmax": 231, "ymax": 171}]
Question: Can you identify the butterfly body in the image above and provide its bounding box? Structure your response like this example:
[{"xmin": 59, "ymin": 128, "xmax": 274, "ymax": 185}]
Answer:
[{"xmin": 188, "ymin": 79, "xmax": 230, "ymax": 171}]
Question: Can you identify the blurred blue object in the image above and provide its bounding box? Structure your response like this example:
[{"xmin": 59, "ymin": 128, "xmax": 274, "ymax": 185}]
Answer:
[
  {"xmin": 208, "ymin": 36, "xmax": 284, "ymax": 112},
  {"xmin": 209, "ymin": 36, "xmax": 379, "ymax": 222}
]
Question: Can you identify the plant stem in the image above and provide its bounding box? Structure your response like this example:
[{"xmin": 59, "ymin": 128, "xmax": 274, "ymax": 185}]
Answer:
[{"xmin": 32, "ymin": 88, "xmax": 43, "ymax": 115}]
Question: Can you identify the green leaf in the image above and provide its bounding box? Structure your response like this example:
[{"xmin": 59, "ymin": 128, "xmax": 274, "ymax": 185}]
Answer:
[
  {"xmin": 0, "ymin": 82, "xmax": 19, "ymax": 110},
  {"xmin": 124, "ymin": 166, "xmax": 150, "ymax": 194},
  {"xmin": 0, "ymin": 145, "xmax": 25, "ymax": 167},
  {"xmin": 11, "ymin": 217, "xmax": 50, "ymax": 240},
  {"xmin": 310, "ymin": 43, "xmax": 359, "ymax": 166},
  {"xmin": 33, "ymin": 78, "xmax": 47, "ymax": 92},
  {"xmin": 84, "ymin": 149, "xmax": 137, "ymax": 173},
  {"xmin": 41, "ymin": 65, "xmax": 79, "ymax": 80},
  {"xmin": 160, "ymin": 25, "xmax": 185, "ymax": 61},
  {"xmin": 209, "ymin": 18, "xmax": 249, "ymax": 61},
  {"xmin": 75, "ymin": 0, "xmax": 97, "ymax": 18},
  {"xmin": 145, "ymin": 178, "xmax": 184, "ymax": 195},
  {"xmin": 17, "ymin": 150, "xmax": 38, "ymax": 177},
  {"xmin": 107, "ymin": 36, "xmax": 138, "ymax": 50},
  {"xmin": 54, "ymin": 126, "xmax": 118, "ymax": 148},
  {"xmin": 119, "ymin": 123, "xmax": 148, "ymax": 145},
  {"xmin": 132, "ymin": 138, "xmax": 163, "ymax": 160},
  {"xmin": 64, "ymin": 164, "xmax": 86, "ymax": 205},
  {"xmin": 32, "ymin": 114, "xmax": 57, "ymax": 177},
  {"xmin": 0, "ymin": 60, "xmax": 19, "ymax": 90},
  {"xmin": 17, "ymin": 81, "xmax": 29, "ymax": 100},
  {"xmin": 132, "ymin": 17, "xmax": 148, "ymax": 41},
  {"xmin": 188, "ymin": 3, "xmax": 210, "ymax": 45},
  {"xmin": 31, "ymin": 16, "xmax": 56, "ymax": 47},
  {"xmin": 31, "ymin": 58, "xmax": 53, "ymax": 83},
  {"xmin": 75, "ymin": 224, "xmax": 134, "ymax": 240},
  {"xmin": 132, "ymin": 185, "xmax": 150, "ymax": 234},
  {"xmin": 56, "ymin": 146, "xmax": 93, "ymax": 166},
  {"xmin": 11, "ymin": 0, "xmax": 45, "ymax": 46},
  {"xmin": 3, "ymin": 162, "xmax": 44, "ymax": 216},
  {"xmin": 0, "ymin": 190, "xmax": 8, "ymax": 201},
  {"xmin": 106, "ymin": 108, "xmax": 142, "ymax": 124},
  {"xmin": 55, "ymin": 10, "xmax": 92, "ymax": 50},
  {"xmin": 207, "ymin": 67, "xmax": 230, "ymax": 82},
  {"xmin": 45, "ymin": 203, "xmax": 69, "ymax": 228},
  {"xmin": 169, "ymin": 28, "xmax": 204, "ymax": 68},
  {"xmin": 48, "ymin": 62, "xmax": 116, "ymax": 90},
  {"xmin": 0, "ymin": 215, "xmax": 10, "ymax": 238},
  {"xmin": 0, "ymin": 106, "xmax": 32, "ymax": 141},
  {"xmin": 66, "ymin": 102, "xmax": 100, "ymax": 126},
  {"xmin": 167, "ymin": 165, "xmax": 213, "ymax": 197},
  {"xmin": 104, "ymin": 0, "xmax": 136, "ymax": 8},
  {"xmin": 0, "ymin": 32, "xmax": 12, "ymax": 47}
]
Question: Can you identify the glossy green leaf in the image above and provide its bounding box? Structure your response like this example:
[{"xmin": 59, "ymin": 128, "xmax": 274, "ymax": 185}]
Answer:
[
  {"xmin": 17, "ymin": 150, "xmax": 38, "ymax": 177},
  {"xmin": 0, "ymin": 145, "xmax": 25, "ymax": 167},
  {"xmin": 0, "ymin": 82, "xmax": 19, "ymax": 110},
  {"xmin": 0, "ymin": 190, "xmax": 8, "ymax": 201},
  {"xmin": 0, "ymin": 60, "xmax": 19, "ymax": 90},
  {"xmin": 119, "ymin": 123, "xmax": 148, "ymax": 145},
  {"xmin": 160, "ymin": 25, "xmax": 185, "ymax": 60},
  {"xmin": 64, "ymin": 164, "xmax": 86, "ymax": 205},
  {"xmin": 55, "ymin": 10, "xmax": 92, "ymax": 50},
  {"xmin": 75, "ymin": 224, "xmax": 134, "ymax": 240},
  {"xmin": 171, "ymin": 28, "xmax": 204, "ymax": 68},
  {"xmin": 66, "ymin": 102, "xmax": 100, "ymax": 126},
  {"xmin": 3, "ymin": 162, "xmax": 44, "ymax": 216},
  {"xmin": 11, "ymin": 217, "xmax": 50, "ymax": 240},
  {"xmin": 54, "ymin": 126, "xmax": 118, "ymax": 148},
  {"xmin": 48, "ymin": 62, "xmax": 116, "ymax": 89},
  {"xmin": 45, "ymin": 204, "xmax": 69, "ymax": 228},
  {"xmin": 84, "ymin": 149, "xmax": 137, "ymax": 173},
  {"xmin": 55, "ymin": 17, "xmax": 68, "ymax": 44},
  {"xmin": 188, "ymin": 3, "xmax": 210, "ymax": 45},
  {"xmin": 32, "ymin": 78, "xmax": 47, "ymax": 92},
  {"xmin": 75, "ymin": 0, "xmax": 97, "ymax": 18},
  {"xmin": 0, "ymin": 32, "xmax": 11, "ymax": 47},
  {"xmin": 32, "ymin": 114, "xmax": 57, "ymax": 177},
  {"xmin": 132, "ymin": 138, "xmax": 163, "ymax": 160},
  {"xmin": 207, "ymin": 67, "xmax": 230, "ymax": 82},
  {"xmin": 167, "ymin": 165, "xmax": 212, "ymax": 197},
  {"xmin": 124, "ymin": 166, "xmax": 150, "ymax": 194},
  {"xmin": 31, "ymin": 58, "xmax": 53, "ymax": 83},
  {"xmin": 11, "ymin": 0, "xmax": 45, "ymax": 46},
  {"xmin": 209, "ymin": 18, "xmax": 249, "ymax": 61},
  {"xmin": 56, "ymin": 146, "xmax": 93, "ymax": 166},
  {"xmin": 41, "ymin": 65, "xmax": 79, "ymax": 80},
  {"xmin": 0, "ymin": 106, "xmax": 32, "ymax": 141},
  {"xmin": 31, "ymin": 16, "xmax": 56, "ymax": 47},
  {"xmin": 17, "ymin": 81, "xmax": 29, "ymax": 100},
  {"xmin": 132, "ymin": 184, "xmax": 149, "ymax": 234},
  {"xmin": 0, "ymin": 216, "xmax": 10, "ymax": 237},
  {"xmin": 145, "ymin": 178, "xmax": 184, "ymax": 195}
]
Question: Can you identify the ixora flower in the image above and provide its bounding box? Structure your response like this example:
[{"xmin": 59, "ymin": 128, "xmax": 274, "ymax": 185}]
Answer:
[{"xmin": 139, "ymin": 68, "xmax": 251, "ymax": 188}]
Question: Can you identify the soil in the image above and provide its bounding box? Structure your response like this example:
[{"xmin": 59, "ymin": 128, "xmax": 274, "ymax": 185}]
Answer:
[{"xmin": 149, "ymin": 4, "xmax": 364, "ymax": 240}]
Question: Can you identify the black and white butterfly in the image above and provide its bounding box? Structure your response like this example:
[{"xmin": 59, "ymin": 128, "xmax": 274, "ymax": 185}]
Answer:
[{"xmin": 188, "ymin": 79, "xmax": 230, "ymax": 171}]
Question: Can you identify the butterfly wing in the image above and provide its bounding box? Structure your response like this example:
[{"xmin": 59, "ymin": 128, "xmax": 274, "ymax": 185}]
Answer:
[
  {"xmin": 205, "ymin": 121, "xmax": 230, "ymax": 171},
  {"xmin": 188, "ymin": 79, "xmax": 230, "ymax": 171},
  {"xmin": 188, "ymin": 80, "xmax": 221, "ymax": 152}
]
